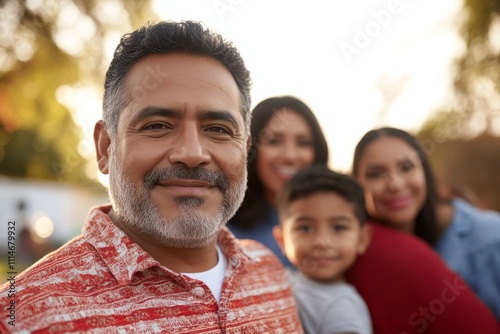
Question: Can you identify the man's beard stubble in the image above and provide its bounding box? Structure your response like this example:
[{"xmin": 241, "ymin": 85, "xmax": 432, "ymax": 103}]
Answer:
[{"xmin": 107, "ymin": 146, "xmax": 247, "ymax": 248}]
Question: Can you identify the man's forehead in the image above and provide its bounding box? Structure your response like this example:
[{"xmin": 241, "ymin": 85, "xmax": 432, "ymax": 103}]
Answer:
[
  {"xmin": 125, "ymin": 53, "xmax": 236, "ymax": 87},
  {"xmin": 119, "ymin": 53, "xmax": 243, "ymax": 123}
]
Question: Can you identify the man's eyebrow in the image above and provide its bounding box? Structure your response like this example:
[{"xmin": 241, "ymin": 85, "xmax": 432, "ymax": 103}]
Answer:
[
  {"xmin": 129, "ymin": 107, "xmax": 242, "ymax": 130},
  {"xmin": 199, "ymin": 110, "xmax": 241, "ymax": 130},
  {"xmin": 130, "ymin": 106, "xmax": 180, "ymax": 125}
]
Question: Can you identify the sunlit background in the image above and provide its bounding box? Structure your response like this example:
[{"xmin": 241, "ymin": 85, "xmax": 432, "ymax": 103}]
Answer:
[
  {"xmin": 61, "ymin": 0, "xmax": 479, "ymax": 178},
  {"xmin": 42, "ymin": 0, "xmax": 500, "ymax": 181},
  {"xmin": 1, "ymin": 0, "xmax": 499, "ymax": 276}
]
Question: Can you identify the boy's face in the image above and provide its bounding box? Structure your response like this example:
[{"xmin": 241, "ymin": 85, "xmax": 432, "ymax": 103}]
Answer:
[{"xmin": 274, "ymin": 191, "xmax": 371, "ymax": 283}]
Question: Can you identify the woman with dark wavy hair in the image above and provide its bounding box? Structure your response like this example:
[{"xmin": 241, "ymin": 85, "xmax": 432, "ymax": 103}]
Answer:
[
  {"xmin": 351, "ymin": 126, "xmax": 500, "ymax": 320},
  {"xmin": 228, "ymin": 95, "xmax": 329, "ymax": 266}
]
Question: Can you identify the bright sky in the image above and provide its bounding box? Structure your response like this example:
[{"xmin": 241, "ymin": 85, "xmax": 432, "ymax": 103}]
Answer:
[{"xmin": 67, "ymin": 0, "xmax": 466, "ymax": 185}]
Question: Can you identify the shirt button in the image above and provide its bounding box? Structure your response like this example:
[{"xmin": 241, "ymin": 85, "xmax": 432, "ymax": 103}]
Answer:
[{"xmin": 191, "ymin": 286, "xmax": 205, "ymax": 297}]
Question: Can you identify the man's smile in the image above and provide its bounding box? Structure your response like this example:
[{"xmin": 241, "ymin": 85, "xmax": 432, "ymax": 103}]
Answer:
[{"xmin": 155, "ymin": 179, "xmax": 219, "ymax": 197}]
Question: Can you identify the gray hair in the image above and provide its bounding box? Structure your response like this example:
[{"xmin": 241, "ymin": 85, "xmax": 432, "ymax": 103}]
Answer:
[{"xmin": 102, "ymin": 20, "xmax": 252, "ymax": 139}]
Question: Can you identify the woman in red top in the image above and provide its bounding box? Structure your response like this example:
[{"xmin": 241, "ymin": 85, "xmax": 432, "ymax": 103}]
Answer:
[
  {"xmin": 347, "ymin": 222, "xmax": 498, "ymax": 333},
  {"xmin": 347, "ymin": 127, "xmax": 498, "ymax": 333}
]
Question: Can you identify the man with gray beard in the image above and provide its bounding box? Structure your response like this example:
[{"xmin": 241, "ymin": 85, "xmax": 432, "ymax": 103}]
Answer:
[{"xmin": 0, "ymin": 21, "xmax": 303, "ymax": 333}]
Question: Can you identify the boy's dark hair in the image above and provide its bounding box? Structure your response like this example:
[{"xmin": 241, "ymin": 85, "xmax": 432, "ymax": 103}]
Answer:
[{"xmin": 278, "ymin": 165, "xmax": 367, "ymax": 225}]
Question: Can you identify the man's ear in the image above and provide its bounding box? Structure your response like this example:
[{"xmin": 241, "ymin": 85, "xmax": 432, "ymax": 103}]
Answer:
[
  {"xmin": 272, "ymin": 225, "xmax": 286, "ymax": 255},
  {"xmin": 246, "ymin": 134, "xmax": 252, "ymax": 152},
  {"xmin": 94, "ymin": 120, "xmax": 111, "ymax": 175},
  {"xmin": 357, "ymin": 223, "xmax": 372, "ymax": 255}
]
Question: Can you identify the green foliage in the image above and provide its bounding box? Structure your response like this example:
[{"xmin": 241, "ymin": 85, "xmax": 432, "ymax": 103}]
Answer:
[
  {"xmin": 0, "ymin": 0, "xmax": 157, "ymax": 188},
  {"xmin": 0, "ymin": 27, "xmax": 83, "ymax": 183},
  {"xmin": 421, "ymin": 0, "xmax": 500, "ymax": 137},
  {"xmin": 419, "ymin": 0, "xmax": 500, "ymax": 210},
  {"xmin": 460, "ymin": 0, "xmax": 500, "ymax": 45}
]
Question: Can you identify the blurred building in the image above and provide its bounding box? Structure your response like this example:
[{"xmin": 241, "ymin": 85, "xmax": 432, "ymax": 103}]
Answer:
[{"xmin": 0, "ymin": 176, "xmax": 108, "ymax": 265}]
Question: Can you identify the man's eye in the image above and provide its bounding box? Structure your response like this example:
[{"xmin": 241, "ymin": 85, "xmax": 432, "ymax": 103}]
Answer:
[
  {"xmin": 206, "ymin": 126, "xmax": 230, "ymax": 134},
  {"xmin": 144, "ymin": 123, "xmax": 168, "ymax": 130}
]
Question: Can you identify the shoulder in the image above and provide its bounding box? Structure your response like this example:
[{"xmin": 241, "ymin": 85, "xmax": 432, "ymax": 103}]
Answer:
[
  {"xmin": 218, "ymin": 231, "xmax": 302, "ymax": 330},
  {"xmin": 289, "ymin": 278, "xmax": 371, "ymax": 334},
  {"xmin": 349, "ymin": 222, "xmax": 459, "ymax": 286},
  {"xmin": 292, "ymin": 277, "xmax": 366, "ymax": 310},
  {"xmin": 236, "ymin": 237, "xmax": 283, "ymax": 270},
  {"xmin": 321, "ymin": 283, "xmax": 372, "ymax": 334},
  {"xmin": 5, "ymin": 235, "xmax": 98, "ymax": 285},
  {"xmin": 453, "ymin": 198, "xmax": 500, "ymax": 226},
  {"xmin": 220, "ymin": 227, "xmax": 285, "ymax": 276},
  {"xmin": 359, "ymin": 222, "xmax": 441, "ymax": 263},
  {"xmin": 348, "ymin": 222, "xmax": 455, "ymax": 308},
  {"xmin": 451, "ymin": 198, "xmax": 500, "ymax": 249},
  {"xmin": 0, "ymin": 235, "xmax": 112, "ymax": 330},
  {"xmin": 347, "ymin": 223, "xmax": 499, "ymax": 333},
  {"xmin": 0, "ymin": 235, "xmax": 106, "ymax": 306},
  {"xmin": 329, "ymin": 283, "xmax": 368, "ymax": 307}
]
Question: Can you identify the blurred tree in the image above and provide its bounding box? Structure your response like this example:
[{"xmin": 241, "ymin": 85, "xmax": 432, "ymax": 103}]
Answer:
[
  {"xmin": 418, "ymin": 0, "xmax": 500, "ymax": 210},
  {"xmin": 454, "ymin": 0, "xmax": 500, "ymax": 134},
  {"xmin": 0, "ymin": 0, "xmax": 156, "ymax": 187},
  {"xmin": 428, "ymin": 0, "xmax": 500, "ymax": 136}
]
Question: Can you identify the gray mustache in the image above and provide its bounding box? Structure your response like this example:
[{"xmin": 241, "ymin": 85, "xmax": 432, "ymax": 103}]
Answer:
[{"xmin": 144, "ymin": 166, "xmax": 229, "ymax": 193}]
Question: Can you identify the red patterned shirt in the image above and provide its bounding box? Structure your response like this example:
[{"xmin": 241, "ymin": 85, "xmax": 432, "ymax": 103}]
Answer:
[{"xmin": 0, "ymin": 205, "xmax": 303, "ymax": 333}]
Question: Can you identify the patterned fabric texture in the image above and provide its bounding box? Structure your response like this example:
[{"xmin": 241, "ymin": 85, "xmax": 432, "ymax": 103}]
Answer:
[{"xmin": 0, "ymin": 205, "xmax": 303, "ymax": 333}]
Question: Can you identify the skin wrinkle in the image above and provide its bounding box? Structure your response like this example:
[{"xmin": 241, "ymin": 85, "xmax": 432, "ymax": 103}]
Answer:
[
  {"xmin": 108, "ymin": 144, "xmax": 239, "ymax": 249},
  {"xmin": 104, "ymin": 53, "xmax": 249, "ymax": 253},
  {"xmin": 120, "ymin": 59, "xmax": 248, "ymax": 135}
]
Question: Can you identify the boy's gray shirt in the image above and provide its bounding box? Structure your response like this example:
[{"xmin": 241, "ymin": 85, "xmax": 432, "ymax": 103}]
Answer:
[{"xmin": 287, "ymin": 270, "xmax": 372, "ymax": 334}]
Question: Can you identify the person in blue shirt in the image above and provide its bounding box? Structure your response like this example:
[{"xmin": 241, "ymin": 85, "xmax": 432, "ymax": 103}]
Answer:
[
  {"xmin": 228, "ymin": 96, "xmax": 329, "ymax": 267},
  {"xmin": 351, "ymin": 126, "xmax": 500, "ymax": 320}
]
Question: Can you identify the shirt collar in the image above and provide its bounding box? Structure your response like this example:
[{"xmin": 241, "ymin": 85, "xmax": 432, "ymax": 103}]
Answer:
[
  {"xmin": 451, "ymin": 198, "xmax": 475, "ymax": 236},
  {"xmin": 83, "ymin": 205, "xmax": 161, "ymax": 285},
  {"xmin": 218, "ymin": 226, "xmax": 253, "ymax": 268},
  {"xmin": 83, "ymin": 205, "xmax": 252, "ymax": 285}
]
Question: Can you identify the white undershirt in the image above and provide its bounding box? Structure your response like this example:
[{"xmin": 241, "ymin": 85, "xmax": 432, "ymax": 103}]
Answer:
[{"xmin": 182, "ymin": 245, "xmax": 227, "ymax": 303}]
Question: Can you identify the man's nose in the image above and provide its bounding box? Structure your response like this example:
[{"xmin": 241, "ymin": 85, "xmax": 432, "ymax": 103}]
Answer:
[{"xmin": 167, "ymin": 125, "xmax": 210, "ymax": 168}]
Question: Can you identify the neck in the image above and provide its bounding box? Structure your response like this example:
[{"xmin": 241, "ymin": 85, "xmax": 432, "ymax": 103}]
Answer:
[
  {"xmin": 435, "ymin": 200, "xmax": 454, "ymax": 237},
  {"xmin": 264, "ymin": 190, "xmax": 277, "ymax": 207},
  {"xmin": 108, "ymin": 208, "xmax": 219, "ymax": 273},
  {"xmin": 380, "ymin": 219, "xmax": 414, "ymax": 234},
  {"xmin": 400, "ymin": 222, "xmax": 415, "ymax": 234}
]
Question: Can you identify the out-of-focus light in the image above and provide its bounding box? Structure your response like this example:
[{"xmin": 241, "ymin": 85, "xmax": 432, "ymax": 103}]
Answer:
[{"xmin": 32, "ymin": 214, "xmax": 54, "ymax": 239}]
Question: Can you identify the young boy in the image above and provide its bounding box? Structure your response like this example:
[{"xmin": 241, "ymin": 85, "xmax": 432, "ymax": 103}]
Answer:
[{"xmin": 273, "ymin": 165, "xmax": 373, "ymax": 334}]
